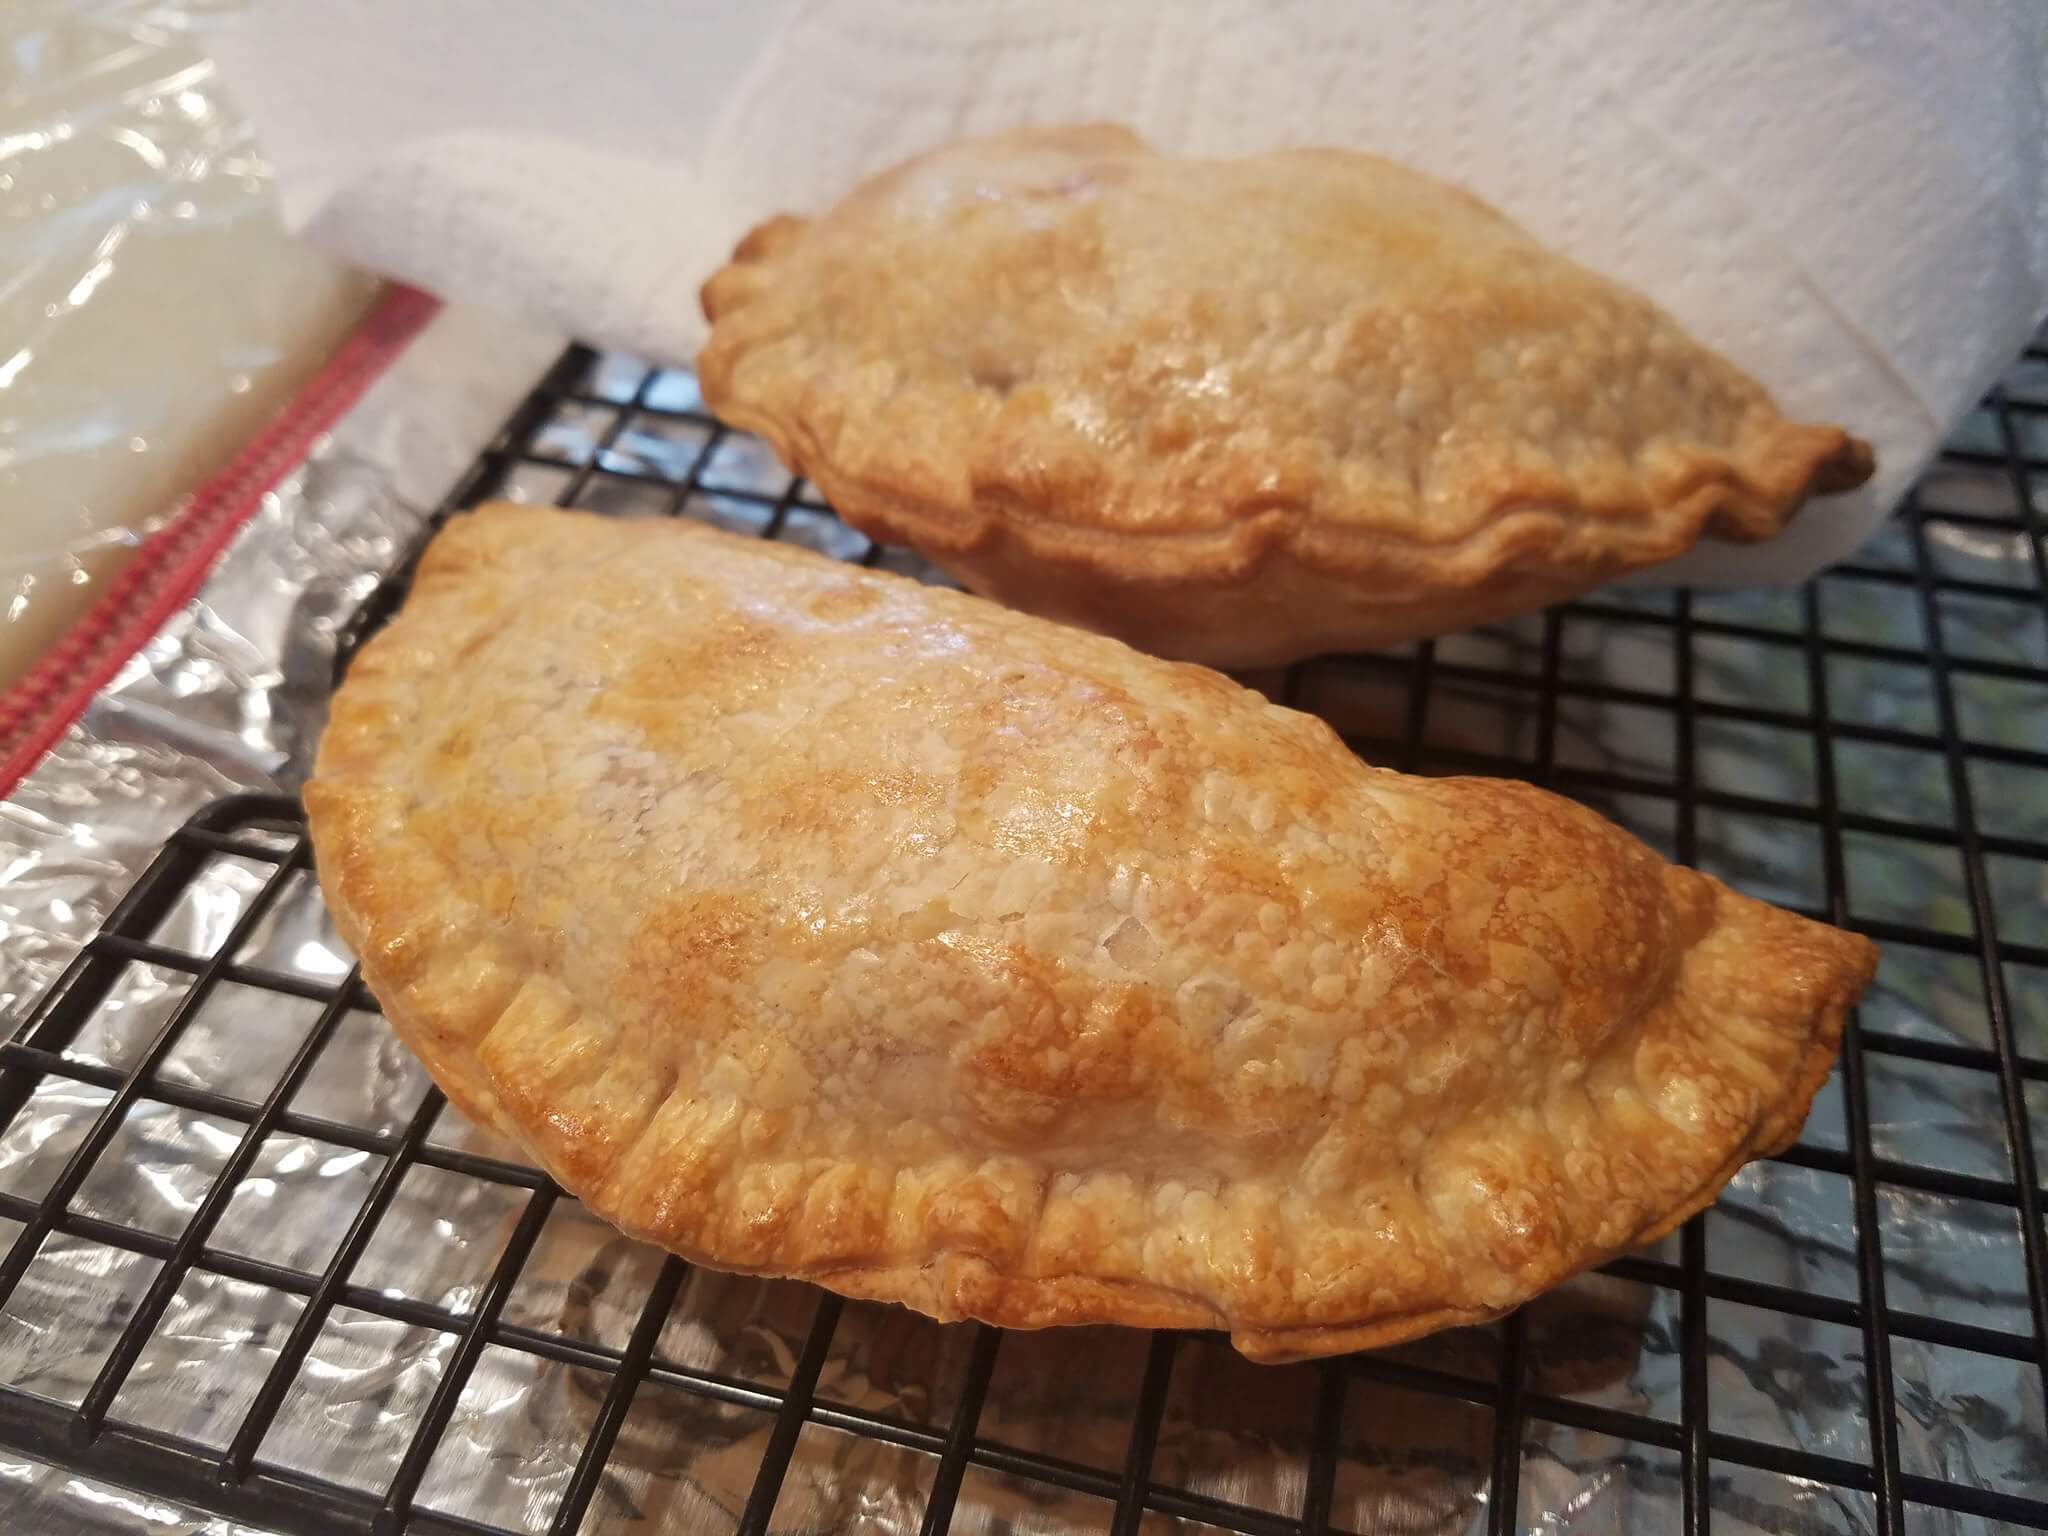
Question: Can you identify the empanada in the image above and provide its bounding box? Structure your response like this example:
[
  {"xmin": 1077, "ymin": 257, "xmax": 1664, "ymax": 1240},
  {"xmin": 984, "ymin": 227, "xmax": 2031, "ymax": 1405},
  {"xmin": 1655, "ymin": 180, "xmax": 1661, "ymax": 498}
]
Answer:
[
  {"xmin": 699, "ymin": 124, "xmax": 1873, "ymax": 667},
  {"xmin": 305, "ymin": 505, "xmax": 1876, "ymax": 1361}
]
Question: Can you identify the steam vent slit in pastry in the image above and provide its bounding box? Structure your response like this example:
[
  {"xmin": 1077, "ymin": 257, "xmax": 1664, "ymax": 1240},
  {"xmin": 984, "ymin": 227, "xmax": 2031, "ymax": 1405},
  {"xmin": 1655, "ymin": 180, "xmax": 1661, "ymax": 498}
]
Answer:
[
  {"xmin": 306, "ymin": 505, "xmax": 1877, "ymax": 1362},
  {"xmin": 698, "ymin": 123, "xmax": 1874, "ymax": 667}
]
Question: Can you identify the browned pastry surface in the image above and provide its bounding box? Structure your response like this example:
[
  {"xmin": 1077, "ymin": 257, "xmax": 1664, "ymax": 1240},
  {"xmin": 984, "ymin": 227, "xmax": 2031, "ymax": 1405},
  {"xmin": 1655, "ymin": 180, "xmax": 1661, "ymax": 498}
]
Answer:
[
  {"xmin": 305, "ymin": 504, "xmax": 1876, "ymax": 1360},
  {"xmin": 698, "ymin": 124, "xmax": 1872, "ymax": 667}
]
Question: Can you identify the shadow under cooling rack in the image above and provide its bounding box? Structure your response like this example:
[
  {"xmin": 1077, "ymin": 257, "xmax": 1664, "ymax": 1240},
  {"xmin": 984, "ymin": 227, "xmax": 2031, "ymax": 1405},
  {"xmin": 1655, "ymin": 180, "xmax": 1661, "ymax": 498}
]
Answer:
[{"xmin": 2, "ymin": 336, "xmax": 2048, "ymax": 1535}]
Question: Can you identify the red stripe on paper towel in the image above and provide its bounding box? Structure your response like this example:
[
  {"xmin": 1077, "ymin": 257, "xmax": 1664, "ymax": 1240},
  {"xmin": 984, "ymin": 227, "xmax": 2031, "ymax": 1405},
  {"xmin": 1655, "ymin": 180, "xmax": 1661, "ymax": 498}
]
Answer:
[{"xmin": 0, "ymin": 283, "xmax": 440, "ymax": 799}]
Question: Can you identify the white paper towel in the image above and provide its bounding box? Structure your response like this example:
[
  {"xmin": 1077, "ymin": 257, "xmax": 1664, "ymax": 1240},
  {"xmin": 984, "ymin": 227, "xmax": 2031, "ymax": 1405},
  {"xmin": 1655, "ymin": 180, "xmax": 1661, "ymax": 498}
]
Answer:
[{"xmin": 211, "ymin": 0, "xmax": 2048, "ymax": 584}]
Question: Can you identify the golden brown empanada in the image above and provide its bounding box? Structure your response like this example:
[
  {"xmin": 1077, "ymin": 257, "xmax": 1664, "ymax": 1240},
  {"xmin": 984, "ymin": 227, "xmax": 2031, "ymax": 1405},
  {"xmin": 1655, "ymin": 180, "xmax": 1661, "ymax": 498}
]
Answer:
[
  {"xmin": 699, "ymin": 124, "xmax": 1873, "ymax": 667},
  {"xmin": 305, "ymin": 504, "xmax": 1875, "ymax": 1361}
]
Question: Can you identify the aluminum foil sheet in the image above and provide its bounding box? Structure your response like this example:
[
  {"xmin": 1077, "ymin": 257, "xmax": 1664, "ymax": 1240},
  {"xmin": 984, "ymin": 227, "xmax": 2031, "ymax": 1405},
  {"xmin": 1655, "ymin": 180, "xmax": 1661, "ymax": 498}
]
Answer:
[
  {"xmin": 0, "ymin": 304, "xmax": 559, "ymax": 1534},
  {"xmin": 1, "ymin": 326, "xmax": 2046, "ymax": 1535},
  {"xmin": 0, "ymin": 304, "xmax": 561, "ymax": 1026},
  {"xmin": 0, "ymin": 1450, "xmax": 261, "ymax": 1536}
]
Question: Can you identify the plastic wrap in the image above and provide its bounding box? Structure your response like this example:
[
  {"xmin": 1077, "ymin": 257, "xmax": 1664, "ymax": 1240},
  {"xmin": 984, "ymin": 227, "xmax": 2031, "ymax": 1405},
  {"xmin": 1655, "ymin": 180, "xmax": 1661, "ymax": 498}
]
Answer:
[{"xmin": 0, "ymin": 0, "xmax": 377, "ymax": 691}]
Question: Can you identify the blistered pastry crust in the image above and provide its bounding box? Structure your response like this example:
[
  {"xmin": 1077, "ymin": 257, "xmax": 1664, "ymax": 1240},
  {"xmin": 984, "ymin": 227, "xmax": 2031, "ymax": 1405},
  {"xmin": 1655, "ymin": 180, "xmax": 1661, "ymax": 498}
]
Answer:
[
  {"xmin": 306, "ymin": 505, "xmax": 1875, "ymax": 1360},
  {"xmin": 698, "ymin": 124, "xmax": 1872, "ymax": 667}
]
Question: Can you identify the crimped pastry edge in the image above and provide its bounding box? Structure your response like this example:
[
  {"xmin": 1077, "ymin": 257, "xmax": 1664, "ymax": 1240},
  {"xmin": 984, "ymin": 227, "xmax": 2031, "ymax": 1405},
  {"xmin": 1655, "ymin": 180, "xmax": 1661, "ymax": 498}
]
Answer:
[
  {"xmin": 311, "ymin": 788, "xmax": 1862, "ymax": 1363},
  {"xmin": 305, "ymin": 507, "xmax": 1878, "ymax": 1362},
  {"xmin": 695, "ymin": 135, "xmax": 1874, "ymax": 664}
]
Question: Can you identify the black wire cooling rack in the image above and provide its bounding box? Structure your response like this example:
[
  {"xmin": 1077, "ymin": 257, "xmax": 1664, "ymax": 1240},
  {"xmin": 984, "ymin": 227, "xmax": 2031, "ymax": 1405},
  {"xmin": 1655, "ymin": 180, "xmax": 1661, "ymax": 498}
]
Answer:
[{"xmin": 4, "ymin": 336, "xmax": 2048, "ymax": 1536}]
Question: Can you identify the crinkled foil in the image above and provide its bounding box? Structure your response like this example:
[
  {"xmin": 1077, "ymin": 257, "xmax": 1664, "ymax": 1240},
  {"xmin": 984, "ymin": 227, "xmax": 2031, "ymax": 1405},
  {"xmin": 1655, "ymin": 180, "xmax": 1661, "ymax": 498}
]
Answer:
[
  {"xmin": 0, "ymin": 304, "xmax": 560, "ymax": 1534},
  {"xmin": 0, "ymin": 305, "xmax": 561, "ymax": 1025},
  {"xmin": 0, "ymin": 1449, "xmax": 256, "ymax": 1536},
  {"xmin": 3, "ymin": 326, "xmax": 2046, "ymax": 1534}
]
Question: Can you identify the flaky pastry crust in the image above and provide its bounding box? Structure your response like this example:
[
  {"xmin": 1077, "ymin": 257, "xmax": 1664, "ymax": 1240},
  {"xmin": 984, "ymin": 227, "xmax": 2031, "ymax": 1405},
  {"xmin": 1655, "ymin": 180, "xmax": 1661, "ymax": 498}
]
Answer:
[
  {"xmin": 698, "ymin": 124, "xmax": 1873, "ymax": 667},
  {"xmin": 306, "ymin": 505, "xmax": 1876, "ymax": 1361}
]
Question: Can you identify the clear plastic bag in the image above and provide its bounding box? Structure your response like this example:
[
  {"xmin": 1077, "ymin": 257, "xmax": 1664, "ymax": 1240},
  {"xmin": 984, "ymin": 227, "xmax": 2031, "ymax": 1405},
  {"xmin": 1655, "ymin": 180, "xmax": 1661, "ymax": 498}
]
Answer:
[{"xmin": 0, "ymin": 0, "xmax": 376, "ymax": 688}]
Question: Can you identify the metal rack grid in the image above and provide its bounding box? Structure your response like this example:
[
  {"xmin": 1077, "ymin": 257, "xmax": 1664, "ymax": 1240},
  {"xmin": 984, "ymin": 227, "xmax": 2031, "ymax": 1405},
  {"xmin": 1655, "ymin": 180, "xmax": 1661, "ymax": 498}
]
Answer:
[{"xmin": 2, "ymin": 334, "xmax": 2048, "ymax": 1535}]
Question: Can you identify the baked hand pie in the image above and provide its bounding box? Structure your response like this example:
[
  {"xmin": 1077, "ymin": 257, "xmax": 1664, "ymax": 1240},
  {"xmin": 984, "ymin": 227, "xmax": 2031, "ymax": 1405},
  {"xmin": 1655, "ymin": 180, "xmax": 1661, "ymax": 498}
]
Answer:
[
  {"xmin": 306, "ymin": 504, "xmax": 1876, "ymax": 1361},
  {"xmin": 699, "ymin": 124, "xmax": 1874, "ymax": 668}
]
